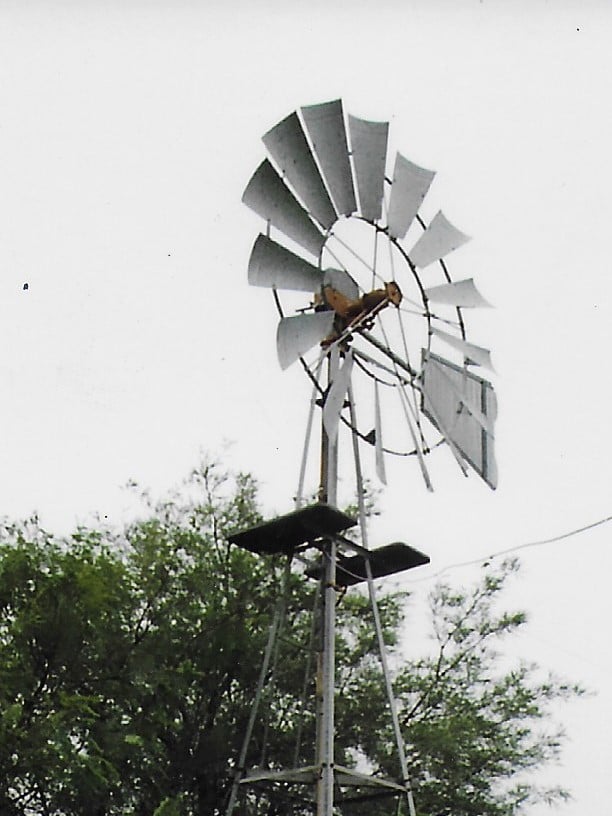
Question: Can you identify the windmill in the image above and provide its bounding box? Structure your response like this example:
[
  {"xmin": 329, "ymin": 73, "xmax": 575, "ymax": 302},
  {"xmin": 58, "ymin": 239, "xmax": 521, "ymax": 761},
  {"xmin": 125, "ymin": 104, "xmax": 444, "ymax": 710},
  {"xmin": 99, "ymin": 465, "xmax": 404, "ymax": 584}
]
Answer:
[{"xmin": 226, "ymin": 99, "xmax": 496, "ymax": 816}]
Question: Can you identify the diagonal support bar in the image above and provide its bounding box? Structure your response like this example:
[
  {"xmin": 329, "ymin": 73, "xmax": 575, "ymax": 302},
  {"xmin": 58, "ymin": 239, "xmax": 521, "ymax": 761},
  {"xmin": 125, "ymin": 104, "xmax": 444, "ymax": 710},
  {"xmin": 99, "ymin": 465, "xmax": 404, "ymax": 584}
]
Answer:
[
  {"xmin": 348, "ymin": 387, "xmax": 418, "ymax": 816},
  {"xmin": 224, "ymin": 557, "xmax": 292, "ymax": 816}
]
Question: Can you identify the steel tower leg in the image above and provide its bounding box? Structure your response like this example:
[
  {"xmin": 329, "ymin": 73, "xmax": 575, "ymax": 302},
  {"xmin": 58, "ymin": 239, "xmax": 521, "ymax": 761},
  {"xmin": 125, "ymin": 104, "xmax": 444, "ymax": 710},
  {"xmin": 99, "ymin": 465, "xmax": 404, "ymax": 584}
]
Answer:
[
  {"xmin": 224, "ymin": 606, "xmax": 281, "ymax": 816},
  {"xmin": 348, "ymin": 386, "xmax": 418, "ymax": 816},
  {"xmin": 225, "ymin": 557, "xmax": 291, "ymax": 816}
]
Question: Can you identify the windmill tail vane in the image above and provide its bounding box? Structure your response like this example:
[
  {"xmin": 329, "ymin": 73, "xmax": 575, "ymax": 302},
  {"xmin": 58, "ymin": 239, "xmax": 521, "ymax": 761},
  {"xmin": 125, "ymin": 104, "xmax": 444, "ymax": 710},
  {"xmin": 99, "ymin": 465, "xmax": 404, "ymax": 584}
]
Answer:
[{"xmin": 225, "ymin": 99, "xmax": 498, "ymax": 815}]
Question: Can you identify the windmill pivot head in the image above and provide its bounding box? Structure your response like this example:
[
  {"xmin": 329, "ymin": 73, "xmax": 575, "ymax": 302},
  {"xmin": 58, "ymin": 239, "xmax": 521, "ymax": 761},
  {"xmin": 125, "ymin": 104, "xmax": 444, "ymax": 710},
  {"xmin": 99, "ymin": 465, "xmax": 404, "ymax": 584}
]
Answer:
[{"xmin": 319, "ymin": 280, "xmax": 403, "ymax": 348}]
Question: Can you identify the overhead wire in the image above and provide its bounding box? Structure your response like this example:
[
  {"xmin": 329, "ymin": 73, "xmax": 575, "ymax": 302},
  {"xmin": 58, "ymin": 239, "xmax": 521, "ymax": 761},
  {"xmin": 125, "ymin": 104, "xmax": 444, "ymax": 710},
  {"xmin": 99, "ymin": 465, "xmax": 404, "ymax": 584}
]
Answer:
[{"xmin": 404, "ymin": 514, "xmax": 612, "ymax": 585}]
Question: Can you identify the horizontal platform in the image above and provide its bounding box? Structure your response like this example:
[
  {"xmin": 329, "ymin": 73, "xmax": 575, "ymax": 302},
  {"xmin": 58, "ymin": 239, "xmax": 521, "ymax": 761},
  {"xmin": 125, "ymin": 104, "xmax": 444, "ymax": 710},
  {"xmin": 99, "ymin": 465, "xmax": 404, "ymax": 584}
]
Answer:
[
  {"xmin": 241, "ymin": 765, "xmax": 318, "ymax": 785},
  {"xmin": 306, "ymin": 542, "xmax": 430, "ymax": 585},
  {"xmin": 240, "ymin": 763, "xmax": 405, "ymax": 792},
  {"xmin": 228, "ymin": 503, "xmax": 357, "ymax": 555}
]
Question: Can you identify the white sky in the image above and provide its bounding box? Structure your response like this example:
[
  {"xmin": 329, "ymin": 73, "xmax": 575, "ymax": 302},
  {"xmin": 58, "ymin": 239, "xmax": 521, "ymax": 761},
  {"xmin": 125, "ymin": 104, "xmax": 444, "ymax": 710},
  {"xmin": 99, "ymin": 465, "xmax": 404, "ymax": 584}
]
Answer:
[{"xmin": 0, "ymin": 1, "xmax": 611, "ymax": 813}]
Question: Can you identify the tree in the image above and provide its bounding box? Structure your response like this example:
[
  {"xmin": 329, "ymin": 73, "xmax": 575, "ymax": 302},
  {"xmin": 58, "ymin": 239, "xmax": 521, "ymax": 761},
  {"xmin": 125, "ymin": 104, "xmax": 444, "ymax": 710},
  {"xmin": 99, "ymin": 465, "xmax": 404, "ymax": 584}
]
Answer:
[
  {"xmin": 377, "ymin": 561, "xmax": 582, "ymax": 816},
  {"xmin": 0, "ymin": 460, "xmax": 582, "ymax": 815}
]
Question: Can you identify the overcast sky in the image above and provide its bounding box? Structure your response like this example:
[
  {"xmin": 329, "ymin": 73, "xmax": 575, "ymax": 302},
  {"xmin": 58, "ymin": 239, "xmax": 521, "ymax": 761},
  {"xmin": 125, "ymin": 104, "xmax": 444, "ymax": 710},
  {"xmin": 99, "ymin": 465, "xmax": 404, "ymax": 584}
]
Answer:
[{"xmin": 0, "ymin": 2, "xmax": 610, "ymax": 813}]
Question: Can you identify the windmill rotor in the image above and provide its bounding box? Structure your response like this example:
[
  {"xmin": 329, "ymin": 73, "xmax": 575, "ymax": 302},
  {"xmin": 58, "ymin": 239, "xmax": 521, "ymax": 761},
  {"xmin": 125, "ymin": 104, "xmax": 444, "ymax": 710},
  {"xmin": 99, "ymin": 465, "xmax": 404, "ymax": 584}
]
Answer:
[{"xmin": 242, "ymin": 98, "xmax": 497, "ymax": 490}]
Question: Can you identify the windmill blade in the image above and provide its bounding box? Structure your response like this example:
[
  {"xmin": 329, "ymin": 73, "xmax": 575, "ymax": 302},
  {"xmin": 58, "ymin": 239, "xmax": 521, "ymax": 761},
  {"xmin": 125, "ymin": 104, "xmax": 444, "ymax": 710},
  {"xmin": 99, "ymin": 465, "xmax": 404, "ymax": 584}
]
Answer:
[
  {"xmin": 323, "ymin": 351, "xmax": 354, "ymax": 444},
  {"xmin": 424, "ymin": 278, "xmax": 492, "ymax": 308},
  {"xmin": 387, "ymin": 153, "xmax": 436, "ymax": 239},
  {"xmin": 263, "ymin": 111, "xmax": 337, "ymax": 230},
  {"xmin": 242, "ymin": 159, "xmax": 325, "ymax": 257},
  {"xmin": 421, "ymin": 351, "xmax": 497, "ymax": 489},
  {"xmin": 348, "ymin": 115, "xmax": 388, "ymax": 222},
  {"xmin": 374, "ymin": 381, "xmax": 387, "ymax": 485},
  {"xmin": 408, "ymin": 211, "xmax": 470, "ymax": 268},
  {"xmin": 301, "ymin": 99, "xmax": 357, "ymax": 216},
  {"xmin": 323, "ymin": 267, "xmax": 359, "ymax": 300},
  {"xmin": 431, "ymin": 327, "xmax": 494, "ymax": 371},
  {"xmin": 248, "ymin": 234, "xmax": 324, "ymax": 292},
  {"xmin": 277, "ymin": 312, "xmax": 335, "ymax": 370}
]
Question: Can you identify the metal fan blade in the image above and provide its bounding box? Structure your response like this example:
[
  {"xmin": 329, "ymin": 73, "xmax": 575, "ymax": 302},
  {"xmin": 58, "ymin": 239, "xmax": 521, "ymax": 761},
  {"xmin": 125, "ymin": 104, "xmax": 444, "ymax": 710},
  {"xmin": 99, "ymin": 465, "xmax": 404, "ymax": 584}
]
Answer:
[
  {"xmin": 263, "ymin": 112, "xmax": 337, "ymax": 230},
  {"xmin": 431, "ymin": 327, "xmax": 494, "ymax": 371},
  {"xmin": 387, "ymin": 153, "xmax": 436, "ymax": 239},
  {"xmin": 301, "ymin": 100, "xmax": 357, "ymax": 216},
  {"xmin": 348, "ymin": 115, "xmax": 388, "ymax": 222},
  {"xmin": 374, "ymin": 381, "xmax": 387, "ymax": 485},
  {"xmin": 408, "ymin": 211, "xmax": 470, "ymax": 268},
  {"xmin": 424, "ymin": 278, "xmax": 492, "ymax": 308},
  {"xmin": 323, "ymin": 267, "xmax": 359, "ymax": 300},
  {"xmin": 242, "ymin": 160, "xmax": 325, "ymax": 257},
  {"xmin": 323, "ymin": 351, "xmax": 354, "ymax": 444},
  {"xmin": 421, "ymin": 351, "xmax": 497, "ymax": 489},
  {"xmin": 248, "ymin": 234, "xmax": 324, "ymax": 292},
  {"xmin": 276, "ymin": 312, "xmax": 335, "ymax": 370}
]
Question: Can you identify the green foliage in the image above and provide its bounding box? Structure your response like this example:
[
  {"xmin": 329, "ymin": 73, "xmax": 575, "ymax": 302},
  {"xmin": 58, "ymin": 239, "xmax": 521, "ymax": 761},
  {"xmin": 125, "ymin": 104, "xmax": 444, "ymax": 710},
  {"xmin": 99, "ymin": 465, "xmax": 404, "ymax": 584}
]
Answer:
[
  {"xmin": 0, "ymin": 462, "xmax": 582, "ymax": 816},
  {"xmin": 390, "ymin": 560, "xmax": 584, "ymax": 816}
]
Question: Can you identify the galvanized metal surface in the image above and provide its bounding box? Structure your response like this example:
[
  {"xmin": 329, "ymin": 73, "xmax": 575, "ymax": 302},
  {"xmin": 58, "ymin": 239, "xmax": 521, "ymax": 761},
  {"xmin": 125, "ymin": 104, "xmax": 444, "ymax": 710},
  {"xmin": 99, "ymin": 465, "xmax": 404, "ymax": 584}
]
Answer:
[
  {"xmin": 241, "ymin": 766, "xmax": 318, "ymax": 784},
  {"xmin": 334, "ymin": 766, "xmax": 406, "ymax": 791},
  {"xmin": 424, "ymin": 277, "xmax": 491, "ymax": 308},
  {"xmin": 397, "ymin": 381, "xmax": 435, "ymax": 490},
  {"xmin": 315, "ymin": 353, "xmax": 339, "ymax": 816},
  {"xmin": 224, "ymin": 566, "xmax": 288, "ymax": 816},
  {"xmin": 423, "ymin": 351, "xmax": 496, "ymax": 435},
  {"xmin": 364, "ymin": 557, "xmax": 418, "ymax": 816},
  {"xmin": 238, "ymin": 98, "xmax": 497, "ymax": 815},
  {"xmin": 316, "ymin": 534, "xmax": 336, "ymax": 816},
  {"xmin": 248, "ymin": 233, "xmax": 324, "ymax": 292},
  {"xmin": 301, "ymin": 99, "xmax": 357, "ymax": 216},
  {"xmin": 387, "ymin": 153, "xmax": 436, "ymax": 239},
  {"xmin": 276, "ymin": 311, "xmax": 334, "ymax": 370},
  {"xmin": 360, "ymin": 329, "xmax": 417, "ymax": 378},
  {"xmin": 242, "ymin": 159, "xmax": 325, "ymax": 257},
  {"xmin": 408, "ymin": 209, "xmax": 470, "ymax": 268},
  {"xmin": 322, "ymin": 267, "xmax": 359, "ymax": 300},
  {"xmin": 347, "ymin": 391, "xmax": 419, "ymax": 816},
  {"xmin": 322, "ymin": 350, "xmax": 354, "ymax": 444},
  {"xmin": 348, "ymin": 114, "xmax": 388, "ymax": 222},
  {"xmin": 263, "ymin": 111, "xmax": 337, "ymax": 230},
  {"xmin": 296, "ymin": 359, "xmax": 323, "ymax": 508},
  {"xmin": 422, "ymin": 351, "xmax": 497, "ymax": 489},
  {"xmin": 374, "ymin": 380, "xmax": 387, "ymax": 484},
  {"xmin": 431, "ymin": 326, "xmax": 494, "ymax": 371}
]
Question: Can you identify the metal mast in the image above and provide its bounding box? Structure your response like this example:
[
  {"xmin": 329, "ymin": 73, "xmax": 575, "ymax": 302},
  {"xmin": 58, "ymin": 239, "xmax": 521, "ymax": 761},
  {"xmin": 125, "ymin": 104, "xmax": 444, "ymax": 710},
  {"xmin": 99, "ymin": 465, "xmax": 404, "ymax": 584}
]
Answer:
[{"xmin": 316, "ymin": 353, "xmax": 339, "ymax": 816}]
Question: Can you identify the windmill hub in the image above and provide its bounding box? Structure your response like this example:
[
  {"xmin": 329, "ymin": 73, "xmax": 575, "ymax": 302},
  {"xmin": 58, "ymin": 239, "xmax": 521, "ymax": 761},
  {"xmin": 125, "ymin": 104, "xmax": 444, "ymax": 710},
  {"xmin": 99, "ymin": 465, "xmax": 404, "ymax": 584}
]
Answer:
[
  {"xmin": 315, "ymin": 214, "xmax": 428, "ymax": 362},
  {"xmin": 318, "ymin": 280, "xmax": 403, "ymax": 348}
]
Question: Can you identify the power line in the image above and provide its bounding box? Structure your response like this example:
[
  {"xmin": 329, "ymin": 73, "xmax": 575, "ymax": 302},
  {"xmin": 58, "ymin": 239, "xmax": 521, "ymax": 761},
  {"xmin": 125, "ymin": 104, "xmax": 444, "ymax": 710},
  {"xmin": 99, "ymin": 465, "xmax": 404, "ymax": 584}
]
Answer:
[{"xmin": 405, "ymin": 513, "xmax": 612, "ymax": 584}]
